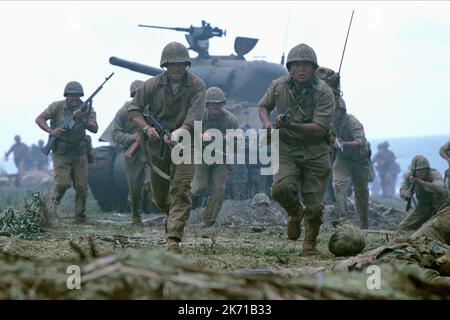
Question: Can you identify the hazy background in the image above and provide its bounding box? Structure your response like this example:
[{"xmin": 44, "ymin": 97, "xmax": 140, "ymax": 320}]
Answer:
[{"xmin": 1, "ymin": 1, "xmax": 449, "ymax": 174}]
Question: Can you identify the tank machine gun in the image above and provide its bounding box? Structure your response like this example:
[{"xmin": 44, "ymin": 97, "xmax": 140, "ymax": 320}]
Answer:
[
  {"xmin": 138, "ymin": 20, "xmax": 226, "ymax": 58},
  {"xmin": 90, "ymin": 21, "xmax": 287, "ymax": 213}
]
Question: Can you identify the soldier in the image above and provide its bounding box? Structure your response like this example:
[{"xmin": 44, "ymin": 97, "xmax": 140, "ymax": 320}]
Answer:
[
  {"xmin": 127, "ymin": 42, "xmax": 205, "ymax": 253},
  {"xmin": 30, "ymin": 139, "xmax": 49, "ymax": 170},
  {"xmin": 332, "ymin": 98, "xmax": 371, "ymax": 229},
  {"xmin": 191, "ymin": 87, "xmax": 239, "ymax": 228},
  {"xmin": 111, "ymin": 79, "xmax": 149, "ymax": 225},
  {"xmin": 372, "ymin": 141, "xmax": 400, "ymax": 198},
  {"xmin": 439, "ymin": 140, "xmax": 450, "ymax": 191},
  {"xmin": 258, "ymin": 43, "xmax": 335, "ymax": 255},
  {"xmin": 35, "ymin": 81, "xmax": 98, "ymax": 223},
  {"xmin": 4, "ymin": 135, "xmax": 30, "ymax": 175},
  {"xmin": 399, "ymin": 155, "xmax": 449, "ymax": 231}
]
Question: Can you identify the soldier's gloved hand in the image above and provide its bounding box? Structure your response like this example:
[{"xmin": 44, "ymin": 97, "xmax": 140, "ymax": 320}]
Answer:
[{"xmin": 50, "ymin": 128, "xmax": 65, "ymax": 137}]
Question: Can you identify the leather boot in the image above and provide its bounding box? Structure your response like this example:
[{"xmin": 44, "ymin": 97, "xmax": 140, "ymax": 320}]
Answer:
[
  {"xmin": 302, "ymin": 207, "xmax": 323, "ymax": 256},
  {"xmin": 287, "ymin": 206, "xmax": 304, "ymax": 241},
  {"xmin": 167, "ymin": 237, "xmax": 181, "ymax": 254}
]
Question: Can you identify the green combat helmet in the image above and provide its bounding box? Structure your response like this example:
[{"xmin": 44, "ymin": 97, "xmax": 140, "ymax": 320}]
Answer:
[
  {"xmin": 160, "ymin": 42, "xmax": 191, "ymax": 68},
  {"xmin": 411, "ymin": 155, "xmax": 430, "ymax": 170},
  {"xmin": 328, "ymin": 218, "xmax": 366, "ymax": 257},
  {"xmin": 205, "ymin": 87, "xmax": 226, "ymax": 104},
  {"xmin": 130, "ymin": 80, "xmax": 144, "ymax": 98},
  {"xmin": 251, "ymin": 192, "xmax": 271, "ymax": 207},
  {"xmin": 286, "ymin": 43, "xmax": 318, "ymax": 71},
  {"xmin": 64, "ymin": 81, "xmax": 84, "ymax": 97}
]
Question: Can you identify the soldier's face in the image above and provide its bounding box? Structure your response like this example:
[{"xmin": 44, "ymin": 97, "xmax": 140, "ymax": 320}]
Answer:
[
  {"xmin": 416, "ymin": 168, "xmax": 429, "ymax": 179},
  {"xmin": 290, "ymin": 62, "xmax": 314, "ymax": 84},
  {"xmin": 66, "ymin": 94, "xmax": 82, "ymax": 108},
  {"xmin": 207, "ymin": 103, "xmax": 223, "ymax": 118},
  {"xmin": 166, "ymin": 62, "xmax": 188, "ymax": 82}
]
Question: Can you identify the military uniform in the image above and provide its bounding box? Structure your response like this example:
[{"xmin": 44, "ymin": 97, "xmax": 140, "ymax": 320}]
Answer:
[
  {"xmin": 411, "ymin": 204, "xmax": 450, "ymax": 245},
  {"xmin": 259, "ymin": 44, "xmax": 335, "ymax": 255},
  {"xmin": 46, "ymin": 99, "xmax": 96, "ymax": 220},
  {"xmin": 128, "ymin": 51, "xmax": 205, "ymax": 242},
  {"xmin": 111, "ymin": 100, "xmax": 149, "ymax": 223},
  {"xmin": 332, "ymin": 104, "xmax": 371, "ymax": 229},
  {"xmin": 372, "ymin": 142, "xmax": 400, "ymax": 198},
  {"xmin": 192, "ymin": 97, "xmax": 239, "ymax": 227},
  {"xmin": 30, "ymin": 141, "xmax": 49, "ymax": 170},
  {"xmin": 399, "ymin": 167, "xmax": 448, "ymax": 230},
  {"xmin": 439, "ymin": 140, "xmax": 450, "ymax": 191},
  {"xmin": 5, "ymin": 139, "xmax": 29, "ymax": 174}
]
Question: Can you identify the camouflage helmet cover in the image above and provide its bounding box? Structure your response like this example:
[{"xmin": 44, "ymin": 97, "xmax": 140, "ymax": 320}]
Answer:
[
  {"xmin": 286, "ymin": 43, "xmax": 318, "ymax": 71},
  {"xmin": 64, "ymin": 81, "xmax": 84, "ymax": 97},
  {"xmin": 411, "ymin": 155, "xmax": 430, "ymax": 170},
  {"xmin": 160, "ymin": 42, "xmax": 191, "ymax": 68},
  {"xmin": 251, "ymin": 193, "xmax": 271, "ymax": 206},
  {"xmin": 328, "ymin": 219, "xmax": 366, "ymax": 257},
  {"xmin": 130, "ymin": 80, "xmax": 144, "ymax": 97},
  {"xmin": 317, "ymin": 66, "xmax": 340, "ymax": 90},
  {"xmin": 206, "ymin": 87, "xmax": 226, "ymax": 104}
]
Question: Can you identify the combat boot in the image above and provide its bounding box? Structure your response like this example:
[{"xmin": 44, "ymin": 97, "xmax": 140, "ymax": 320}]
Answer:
[
  {"xmin": 302, "ymin": 208, "xmax": 323, "ymax": 256},
  {"xmin": 287, "ymin": 206, "xmax": 304, "ymax": 241},
  {"xmin": 167, "ymin": 237, "xmax": 181, "ymax": 254}
]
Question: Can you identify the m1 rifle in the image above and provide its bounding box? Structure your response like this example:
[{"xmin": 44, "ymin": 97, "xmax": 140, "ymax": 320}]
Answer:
[
  {"xmin": 142, "ymin": 106, "xmax": 183, "ymax": 158},
  {"xmin": 42, "ymin": 73, "xmax": 114, "ymax": 155},
  {"xmin": 406, "ymin": 160, "xmax": 418, "ymax": 211}
]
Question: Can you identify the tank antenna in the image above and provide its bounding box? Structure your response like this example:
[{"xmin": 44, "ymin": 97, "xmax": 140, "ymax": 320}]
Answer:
[
  {"xmin": 338, "ymin": 10, "xmax": 354, "ymax": 75},
  {"xmin": 280, "ymin": 1, "xmax": 293, "ymax": 65}
]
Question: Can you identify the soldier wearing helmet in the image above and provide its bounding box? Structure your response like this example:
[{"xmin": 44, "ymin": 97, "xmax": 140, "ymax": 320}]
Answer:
[
  {"xmin": 438, "ymin": 140, "xmax": 450, "ymax": 191},
  {"xmin": 35, "ymin": 80, "xmax": 98, "ymax": 224},
  {"xmin": 128, "ymin": 42, "xmax": 205, "ymax": 253},
  {"xmin": 258, "ymin": 43, "xmax": 335, "ymax": 255},
  {"xmin": 191, "ymin": 87, "xmax": 239, "ymax": 228},
  {"xmin": 372, "ymin": 140, "xmax": 400, "ymax": 199},
  {"xmin": 332, "ymin": 96, "xmax": 371, "ymax": 229},
  {"xmin": 111, "ymin": 80, "xmax": 152, "ymax": 225},
  {"xmin": 399, "ymin": 155, "xmax": 449, "ymax": 231},
  {"xmin": 29, "ymin": 139, "xmax": 49, "ymax": 171},
  {"xmin": 4, "ymin": 135, "xmax": 30, "ymax": 175}
]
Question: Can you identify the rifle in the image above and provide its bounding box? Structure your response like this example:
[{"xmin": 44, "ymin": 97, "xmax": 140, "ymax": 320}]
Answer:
[
  {"xmin": 42, "ymin": 72, "xmax": 114, "ymax": 155},
  {"xmin": 406, "ymin": 160, "xmax": 418, "ymax": 211},
  {"xmin": 142, "ymin": 106, "xmax": 183, "ymax": 158}
]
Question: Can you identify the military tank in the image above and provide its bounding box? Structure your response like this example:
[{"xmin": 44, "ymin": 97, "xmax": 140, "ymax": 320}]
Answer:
[{"xmin": 88, "ymin": 20, "xmax": 287, "ymax": 212}]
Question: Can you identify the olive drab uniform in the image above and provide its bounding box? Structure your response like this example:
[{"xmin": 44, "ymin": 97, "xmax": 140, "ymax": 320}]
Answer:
[
  {"xmin": 372, "ymin": 142, "xmax": 400, "ymax": 198},
  {"xmin": 399, "ymin": 167, "xmax": 448, "ymax": 231},
  {"xmin": 332, "ymin": 102, "xmax": 371, "ymax": 229},
  {"xmin": 5, "ymin": 138, "xmax": 29, "ymax": 174},
  {"xmin": 111, "ymin": 99, "xmax": 149, "ymax": 222},
  {"xmin": 46, "ymin": 100, "xmax": 96, "ymax": 220},
  {"xmin": 439, "ymin": 140, "xmax": 450, "ymax": 191},
  {"xmin": 191, "ymin": 104, "xmax": 239, "ymax": 227},
  {"xmin": 259, "ymin": 43, "xmax": 335, "ymax": 255},
  {"xmin": 411, "ymin": 204, "xmax": 450, "ymax": 245},
  {"xmin": 128, "ymin": 64, "xmax": 205, "ymax": 242}
]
